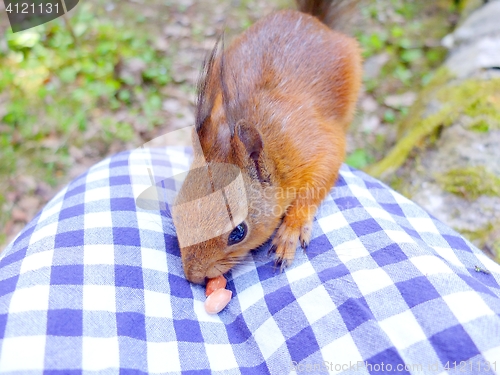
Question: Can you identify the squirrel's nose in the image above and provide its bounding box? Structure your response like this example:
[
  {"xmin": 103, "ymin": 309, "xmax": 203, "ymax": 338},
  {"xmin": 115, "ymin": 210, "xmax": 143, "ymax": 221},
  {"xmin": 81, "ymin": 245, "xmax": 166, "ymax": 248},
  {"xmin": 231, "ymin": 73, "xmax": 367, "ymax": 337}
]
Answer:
[
  {"xmin": 184, "ymin": 268, "xmax": 206, "ymax": 285},
  {"xmin": 205, "ymin": 264, "xmax": 224, "ymax": 279}
]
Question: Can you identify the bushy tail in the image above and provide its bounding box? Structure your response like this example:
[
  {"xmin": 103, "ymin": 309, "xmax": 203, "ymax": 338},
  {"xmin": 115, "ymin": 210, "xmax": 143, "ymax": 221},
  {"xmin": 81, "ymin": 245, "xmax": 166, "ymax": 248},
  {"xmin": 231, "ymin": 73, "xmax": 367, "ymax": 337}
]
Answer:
[{"xmin": 296, "ymin": 0, "xmax": 359, "ymax": 31}]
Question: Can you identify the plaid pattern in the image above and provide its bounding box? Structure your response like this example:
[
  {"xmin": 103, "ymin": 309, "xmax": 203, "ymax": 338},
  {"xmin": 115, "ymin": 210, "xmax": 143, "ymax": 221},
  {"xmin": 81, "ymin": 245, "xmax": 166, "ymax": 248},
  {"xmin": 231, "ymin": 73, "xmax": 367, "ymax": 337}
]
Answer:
[{"xmin": 1, "ymin": 146, "xmax": 500, "ymax": 374}]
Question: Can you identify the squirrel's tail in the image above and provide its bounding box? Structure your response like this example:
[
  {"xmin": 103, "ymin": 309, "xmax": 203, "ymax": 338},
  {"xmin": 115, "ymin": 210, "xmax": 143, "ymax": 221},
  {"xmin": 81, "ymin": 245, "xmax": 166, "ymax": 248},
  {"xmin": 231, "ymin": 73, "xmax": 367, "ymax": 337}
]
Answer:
[{"xmin": 296, "ymin": 0, "xmax": 359, "ymax": 31}]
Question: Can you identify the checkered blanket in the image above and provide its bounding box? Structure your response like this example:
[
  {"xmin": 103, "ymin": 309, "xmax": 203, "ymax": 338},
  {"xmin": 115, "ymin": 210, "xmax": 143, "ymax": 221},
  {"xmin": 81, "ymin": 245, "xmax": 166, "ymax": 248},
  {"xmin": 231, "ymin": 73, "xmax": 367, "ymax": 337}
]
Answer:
[{"xmin": 1, "ymin": 146, "xmax": 500, "ymax": 374}]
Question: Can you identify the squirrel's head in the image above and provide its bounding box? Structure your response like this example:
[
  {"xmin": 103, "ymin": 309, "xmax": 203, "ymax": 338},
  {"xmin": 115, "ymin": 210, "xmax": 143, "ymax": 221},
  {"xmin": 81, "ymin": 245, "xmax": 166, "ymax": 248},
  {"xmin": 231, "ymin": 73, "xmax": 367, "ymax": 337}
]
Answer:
[
  {"xmin": 172, "ymin": 124, "xmax": 288, "ymax": 284},
  {"xmin": 173, "ymin": 114, "xmax": 288, "ymax": 283}
]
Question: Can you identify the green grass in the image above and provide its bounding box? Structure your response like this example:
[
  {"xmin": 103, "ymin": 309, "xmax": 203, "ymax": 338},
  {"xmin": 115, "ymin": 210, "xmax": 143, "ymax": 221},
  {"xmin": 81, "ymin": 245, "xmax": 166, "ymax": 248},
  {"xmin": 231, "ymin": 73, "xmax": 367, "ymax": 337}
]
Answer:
[
  {"xmin": 0, "ymin": 1, "xmax": 174, "ymax": 235},
  {"xmin": 1, "ymin": 2, "xmax": 172, "ymax": 164}
]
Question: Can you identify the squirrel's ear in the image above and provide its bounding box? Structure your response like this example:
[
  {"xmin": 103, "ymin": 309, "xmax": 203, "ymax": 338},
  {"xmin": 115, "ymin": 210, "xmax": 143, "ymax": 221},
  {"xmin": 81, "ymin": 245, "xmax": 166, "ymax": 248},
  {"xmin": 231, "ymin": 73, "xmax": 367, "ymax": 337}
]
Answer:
[
  {"xmin": 236, "ymin": 121, "xmax": 263, "ymax": 162},
  {"xmin": 235, "ymin": 121, "xmax": 268, "ymax": 182},
  {"xmin": 195, "ymin": 36, "xmax": 222, "ymax": 133}
]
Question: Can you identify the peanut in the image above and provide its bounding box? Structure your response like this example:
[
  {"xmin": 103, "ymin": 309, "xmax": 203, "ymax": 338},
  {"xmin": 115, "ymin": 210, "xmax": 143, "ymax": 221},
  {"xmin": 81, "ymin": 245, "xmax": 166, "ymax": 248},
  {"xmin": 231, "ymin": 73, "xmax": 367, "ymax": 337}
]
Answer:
[
  {"xmin": 205, "ymin": 275, "xmax": 227, "ymax": 297},
  {"xmin": 204, "ymin": 288, "xmax": 232, "ymax": 314}
]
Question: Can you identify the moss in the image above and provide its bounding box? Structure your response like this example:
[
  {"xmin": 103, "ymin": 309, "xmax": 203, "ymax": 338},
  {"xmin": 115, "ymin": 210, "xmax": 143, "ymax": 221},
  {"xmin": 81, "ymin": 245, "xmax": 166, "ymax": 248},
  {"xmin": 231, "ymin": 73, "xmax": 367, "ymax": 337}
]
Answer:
[
  {"xmin": 493, "ymin": 240, "xmax": 500, "ymax": 264},
  {"xmin": 460, "ymin": 222, "xmax": 494, "ymax": 244},
  {"xmin": 389, "ymin": 175, "xmax": 413, "ymax": 199},
  {"xmin": 436, "ymin": 79, "xmax": 500, "ymax": 129},
  {"xmin": 455, "ymin": 0, "xmax": 486, "ymax": 20},
  {"xmin": 468, "ymin": 117, "xmax": 491, "ymax": 133},
  {"xmin": 365, "ymin": 103, "xmax": 456, "ymax": 179},
  {"xmin": 395, "ymin": 67, "xmax": 455, "ymax": 137},
  {"xmin": 437, "ymin": 166, "xmax": 500, "ymax": 200},
  {"xmin": 365, "ymin": 74, "xmax": 500, "ymax": 179},
  {"xmin": 457, "ymin": 221, "xmax": 500, "ymax": 262}
]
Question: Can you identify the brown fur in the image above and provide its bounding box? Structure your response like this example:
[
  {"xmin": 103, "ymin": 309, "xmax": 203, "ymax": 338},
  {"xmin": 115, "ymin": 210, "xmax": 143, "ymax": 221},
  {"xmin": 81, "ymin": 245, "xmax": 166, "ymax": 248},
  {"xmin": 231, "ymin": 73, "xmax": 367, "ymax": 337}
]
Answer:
[{"xmin": 173, "ymin": 1, "xmax": 362, "ymax": 284}]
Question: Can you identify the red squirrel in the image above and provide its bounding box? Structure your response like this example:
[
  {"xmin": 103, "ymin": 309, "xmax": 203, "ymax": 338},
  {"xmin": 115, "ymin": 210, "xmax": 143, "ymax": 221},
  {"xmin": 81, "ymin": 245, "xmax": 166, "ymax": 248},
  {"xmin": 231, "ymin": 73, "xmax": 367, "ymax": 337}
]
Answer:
[{"xmin": 172, "ymin": 0, "xmax": 362, "ymax": 284}]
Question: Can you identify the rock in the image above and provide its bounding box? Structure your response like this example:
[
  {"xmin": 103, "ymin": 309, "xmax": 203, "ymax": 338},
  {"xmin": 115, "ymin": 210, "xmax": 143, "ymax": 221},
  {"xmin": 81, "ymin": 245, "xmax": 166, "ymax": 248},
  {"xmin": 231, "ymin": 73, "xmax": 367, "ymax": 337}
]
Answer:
[
  {"xmin": 405, "ymin": 124, "xmax": 500, "ymax": 229},
  {"xmin": 16, "ymin": 196, "xmax": 41, "ymax": 217},
  {"xmin": 444, "ymin": 37, "xmax": 500, "ymax": 79},
  {"xmin": 361, "ymin": 115, "xmax": 380, "ymax": 132},
  {"xmin": 163, "ymin": 24, "xmax": 191, "ymax": 38},
  {"xmin": 442, "ymin": 0, "xmax": 500, "ymax": 78},
  {"xmin": 34, "ymin": 182, "xmax": 55, "ymax": 202},
  {"xmin": 41, "ymin": 135, "xmax": 60, "ymax": 149},
  {"xmin": 117, "ymin": 58, "xmax": 147, "ymax": 85},
  {"xmin": 360, "ymin": 95, "xmax": 378, "ymax": 113},
  {"xmin": 11, "ymin": 208, "xmax": 28, "ymax": 223},
  {"xmin": 384, "ymin": 92, "xmax": 417, "ymax": 108},
  {"xmin": 69, "ymin": 146, "xmax": 84, "ymax": 161},
  {"xmin": 375, "ymin": 0, "xmax": 500, "ymax": 259},
  {"xmin": 16, "ymin": 175, "xmax": 37, "ymax": 192},
  {"xmin": 154, "ymin": 37, "xmax": 169, "ymax": 52},
  {"xmin": 396, "ymin": 80, "xmax": 500, "ymax": 256},
  {"xmin": 363, "ymin": 53, "xmax": 390, "ymax": 80},
  {"xmin": 162, "ymin": 99, "xmax": 182, "ymax": 113},
  {"xmin": 442, "ymin": 0, "xmax": 500, "ymax": 48}
]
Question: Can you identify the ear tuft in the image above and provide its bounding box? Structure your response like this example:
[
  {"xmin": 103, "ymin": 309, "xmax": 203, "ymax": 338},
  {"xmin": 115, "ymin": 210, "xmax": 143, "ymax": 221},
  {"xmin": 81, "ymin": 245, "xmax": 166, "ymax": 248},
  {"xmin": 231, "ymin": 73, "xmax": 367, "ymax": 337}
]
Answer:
[{"xmin": 195, "ymin": 35, "xmax": 223, "ymax": 133}]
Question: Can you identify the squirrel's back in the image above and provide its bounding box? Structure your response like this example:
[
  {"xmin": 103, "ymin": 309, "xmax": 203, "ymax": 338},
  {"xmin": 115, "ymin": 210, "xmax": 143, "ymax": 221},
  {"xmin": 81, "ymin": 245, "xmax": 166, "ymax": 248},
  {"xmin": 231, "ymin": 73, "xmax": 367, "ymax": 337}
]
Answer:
[
  {"xmin": 196, "ymin": 0, "xmax": 362, "ymax": 182},
  {"xmin": 222, "ymin": 9, "xmax": 361, "ymax": 130}
]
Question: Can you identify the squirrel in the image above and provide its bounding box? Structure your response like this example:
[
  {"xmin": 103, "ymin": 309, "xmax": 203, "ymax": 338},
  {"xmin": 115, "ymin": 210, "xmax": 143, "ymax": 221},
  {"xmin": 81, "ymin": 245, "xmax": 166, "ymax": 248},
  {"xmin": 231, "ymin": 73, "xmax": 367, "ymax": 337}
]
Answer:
[{"xmin": 172, "ymin": 0, "xmax": 362, "ymax": 284}]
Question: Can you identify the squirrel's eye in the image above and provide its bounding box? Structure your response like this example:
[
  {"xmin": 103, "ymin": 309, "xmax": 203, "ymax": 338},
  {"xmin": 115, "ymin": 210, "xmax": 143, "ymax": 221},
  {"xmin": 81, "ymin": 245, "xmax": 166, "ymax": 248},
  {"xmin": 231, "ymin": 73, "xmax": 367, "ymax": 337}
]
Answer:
[{"xmin": 228, "ymin": 222, "xmax": 247, "ymax": 246}]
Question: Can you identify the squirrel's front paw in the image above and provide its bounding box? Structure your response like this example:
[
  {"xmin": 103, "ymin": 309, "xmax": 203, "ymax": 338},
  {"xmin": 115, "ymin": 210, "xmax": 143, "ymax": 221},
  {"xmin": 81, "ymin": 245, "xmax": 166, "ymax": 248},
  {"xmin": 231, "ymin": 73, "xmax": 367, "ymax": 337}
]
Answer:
[{"xmin": 270, "ymin": 219, "xmax": 312, "ymax": 271}]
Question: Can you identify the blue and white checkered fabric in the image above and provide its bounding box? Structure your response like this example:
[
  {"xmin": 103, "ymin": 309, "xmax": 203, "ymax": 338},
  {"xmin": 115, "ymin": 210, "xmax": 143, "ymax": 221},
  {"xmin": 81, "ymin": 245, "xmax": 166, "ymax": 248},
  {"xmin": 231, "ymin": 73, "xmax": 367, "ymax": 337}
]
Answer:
[{"xmin": 1, "ymin": 146, "xmax": 500, "ymax": 374}]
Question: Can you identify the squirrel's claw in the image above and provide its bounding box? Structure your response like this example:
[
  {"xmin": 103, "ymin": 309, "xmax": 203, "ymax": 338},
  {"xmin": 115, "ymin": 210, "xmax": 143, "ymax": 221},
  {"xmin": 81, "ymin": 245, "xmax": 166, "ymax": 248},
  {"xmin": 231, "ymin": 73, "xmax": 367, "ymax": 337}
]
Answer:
[
  {"xmin": 299, "ymin": 223, "xmax": 312, "ymax": 252},
  {"xmin": 267, "ymin": 244, "xmax": 276, "ymax": 257},
  {"xmin": 301, "ymin": 239, "xmax": 309, "ymax": 252},
  {"xmin": 269, "ymin": 217, "xmax": 314, "ymax": 268},
  {"xmin": 273, "ymin": 256, "xmax": 292, "ymax": 273}
]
